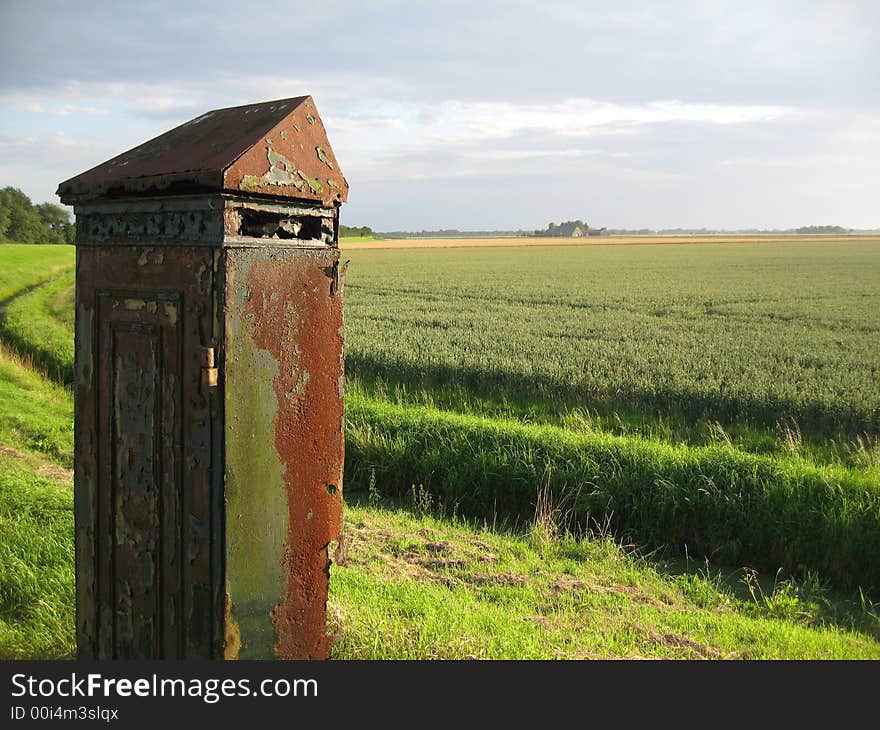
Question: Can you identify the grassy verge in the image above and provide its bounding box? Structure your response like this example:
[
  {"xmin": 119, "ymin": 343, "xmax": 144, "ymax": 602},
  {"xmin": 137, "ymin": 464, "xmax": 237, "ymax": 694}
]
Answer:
[
  {"xmin": 1, "ymin": 242, "xmax": 879, "ymax": 659},
  {"xmin": 0, "ymin": 344, "xmax": 73, "ymax": 466},
  {"xmin": 0, "ymin": 270, "xmax": 75, "ymax": 385},
  {"xmin": 0, "ymin": 454, "xmax": 74, "ymax": 659},
  {"xmin": 329, "ymin": 495, "xmax": 880, "ymax": 659},
  {"xmin": 0, "ymin": 243, "xmax": 74, "ymax": 302},
  {"xmin": 344, "ymin": 395, "xmax": 880, "ymax": 593},
  {"xmin": 0, "ymin": 342, "xmax": 75, "ymax": 658}
]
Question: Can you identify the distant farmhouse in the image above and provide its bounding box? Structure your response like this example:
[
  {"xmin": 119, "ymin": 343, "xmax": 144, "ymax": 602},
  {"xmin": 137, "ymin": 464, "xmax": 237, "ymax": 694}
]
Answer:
[
  {"xmin": 535, "ymin": 220, "xmax": 606, "ymax": 237},
  {"xmin": 557, "ymin": 221, "xmax": 585, "ymax": 237}
]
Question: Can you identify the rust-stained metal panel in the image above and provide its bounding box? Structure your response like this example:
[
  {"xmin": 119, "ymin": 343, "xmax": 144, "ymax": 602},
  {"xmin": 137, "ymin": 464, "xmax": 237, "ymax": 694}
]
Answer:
[
  {"xmin": 223, "ymin": 245, "xmax": 345, "ymax": 660},
  {"xmin": 68, "ymin": 196, "xmax": 339, "ymax": 248},
  {"xmin": 75, "ymin": 246, "xmax": 223, "ymax": 659},
  {"xmin": 224, "ymin": 97, "xmax": 347, "ymax": 207},
  {"xmin": 73, "ymin": 196, "xmax": 226, "ymax": 247},
  {"xmin": 57, "ymin": 96, "xmax": 347, "ymax": 207}
]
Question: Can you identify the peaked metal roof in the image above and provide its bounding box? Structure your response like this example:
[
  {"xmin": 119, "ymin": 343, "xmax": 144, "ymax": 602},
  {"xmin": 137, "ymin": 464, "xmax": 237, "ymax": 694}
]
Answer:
[{"xmin": 57, "ymin": 96, "xmax": 348, "ymax": 206}]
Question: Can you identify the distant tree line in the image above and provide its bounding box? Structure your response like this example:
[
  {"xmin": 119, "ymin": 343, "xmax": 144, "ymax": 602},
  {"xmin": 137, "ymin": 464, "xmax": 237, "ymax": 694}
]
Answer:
[
  {"xmin": 603, "ymin": 225, "xmax": 860, "ymax": 235},
  {"xmin": 339, "ymin": 224, "xmax": 374, "ymax": 238},
  {"xmin": 793, "ymin": 225, "xmax": 851, "ymax": 234},
  {"xmin": 0, "ymin": 187, "xmax": 73, "ymax": 244}
]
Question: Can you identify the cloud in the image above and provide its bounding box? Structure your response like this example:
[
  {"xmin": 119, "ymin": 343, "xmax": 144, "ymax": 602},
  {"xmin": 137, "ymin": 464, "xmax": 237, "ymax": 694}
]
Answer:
[
  {"xmin": 1, "ymin": 1, "xmax": 878, "ymax": 229},
  {"xmin": 14, "ymin": 103, "xmax": 109, "ymax": 116},
  {"xmin": 466, "ymin": 149, "xmax": 609, "ymax": 161},
  {"xmin": 323, "ymin": 97, "xmax": 796, "ymax": 185},
  {"xmin": 330, "ymin": 97, "xmax": 793, "ymax": 145}
]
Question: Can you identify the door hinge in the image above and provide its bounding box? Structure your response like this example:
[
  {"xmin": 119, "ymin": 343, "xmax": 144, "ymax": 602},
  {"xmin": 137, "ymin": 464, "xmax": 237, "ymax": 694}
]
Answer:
[{"xmin": 200, "ymin": 346, "xmax": 219, "ymax": 388}]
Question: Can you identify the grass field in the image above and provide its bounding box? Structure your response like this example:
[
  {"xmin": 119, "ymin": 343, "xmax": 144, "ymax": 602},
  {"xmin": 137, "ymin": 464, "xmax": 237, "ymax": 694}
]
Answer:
[
  {"xmin": 342, "ymin": 241, "xmax": 880, "ymax": 445},
  {"xmin": 0, "ymin": 238, "xmax": 878, "ymax": 659},
  {"xmin": 0, "ymin": 245, "xmax": 74, "ymax": 302},
  {"xmin": 1, "ymin": 341, "xmax": 878, "ymax": 659}
]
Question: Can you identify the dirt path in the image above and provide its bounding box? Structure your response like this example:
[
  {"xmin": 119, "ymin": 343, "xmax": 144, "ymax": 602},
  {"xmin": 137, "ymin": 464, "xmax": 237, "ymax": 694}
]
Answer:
[{"xmin": 0, "ymin": 445, "xmax": 73, "ymax": 486}]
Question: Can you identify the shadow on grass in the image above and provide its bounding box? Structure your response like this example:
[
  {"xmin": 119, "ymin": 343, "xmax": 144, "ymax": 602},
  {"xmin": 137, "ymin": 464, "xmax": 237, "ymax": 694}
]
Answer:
[
  {"xmin": 347, "ymin": 351, "xmax": 878, "ymax": 441},
  {"xmin": 0, "ymin": 275, "xmax": 75, "ymax": 388},
  {"xmin": 0, "ymin": 324, "xmax": 73, "ymax": 387}
]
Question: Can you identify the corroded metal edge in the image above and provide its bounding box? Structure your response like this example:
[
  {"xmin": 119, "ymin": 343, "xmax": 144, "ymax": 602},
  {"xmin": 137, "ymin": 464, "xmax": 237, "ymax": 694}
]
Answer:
[
  {"xmin": 72, "ymin": 195, "xmax": 339, "ymax": 248},
  {"xmin": 57, "ymin": 96, "xmax": 348, "ymax": 207}
]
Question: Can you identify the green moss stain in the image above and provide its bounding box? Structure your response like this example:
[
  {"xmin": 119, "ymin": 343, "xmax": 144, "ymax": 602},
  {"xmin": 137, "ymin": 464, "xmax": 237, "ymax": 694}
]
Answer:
[
  {"xmin": 240, "ymin": 148, "xmax": 307, "ymax": 192},
  {"xmin": 316, "ymin": 146, "xmax": 334, "ymax": 170},
  {"xmin": 225, "ymin": 262, "xmax": 288, "ymax": 659},
  {"xmin": 240, "ymin": 175, "xmax": 262, "ymax": 191},
  {"xmin": 297, "ymin": 171, "xmax": 323, "ymax": 195},
  {"xmin": 266, "ymin": 147, "xmax": 292, "ymax": 172}
]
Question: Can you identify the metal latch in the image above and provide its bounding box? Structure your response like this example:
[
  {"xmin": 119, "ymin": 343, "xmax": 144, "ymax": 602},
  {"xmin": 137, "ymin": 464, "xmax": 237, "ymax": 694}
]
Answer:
[{"xmin": 200, "ymin": 346, "xmax": 219, "ymax": 388}]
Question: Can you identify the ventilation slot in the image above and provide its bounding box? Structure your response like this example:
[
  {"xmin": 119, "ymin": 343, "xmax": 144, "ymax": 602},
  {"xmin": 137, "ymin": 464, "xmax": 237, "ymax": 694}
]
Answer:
[{"xmin": 238, "ymin": 209, "xmax": 323, "ymax": 240}]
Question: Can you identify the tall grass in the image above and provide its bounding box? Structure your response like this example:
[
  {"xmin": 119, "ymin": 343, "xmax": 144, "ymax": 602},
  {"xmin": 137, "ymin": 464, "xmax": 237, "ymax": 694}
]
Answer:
[
  {"xmin": 344, "ymin": 396, "xmax": 880, "ymax": 592},
  {"xmin": 0, "ymin": 456, "xmax": 74, "ymax": 659}
]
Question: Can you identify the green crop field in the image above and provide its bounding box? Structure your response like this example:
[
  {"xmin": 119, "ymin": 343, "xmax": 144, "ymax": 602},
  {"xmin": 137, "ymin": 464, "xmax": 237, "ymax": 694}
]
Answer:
[
  {"xmin": 1, "ymin": 239, "xmax": 879, "ymax": 659},
  {"xmin": 343, "ymin": 241, "xmax": 880, "ymax": 448}
]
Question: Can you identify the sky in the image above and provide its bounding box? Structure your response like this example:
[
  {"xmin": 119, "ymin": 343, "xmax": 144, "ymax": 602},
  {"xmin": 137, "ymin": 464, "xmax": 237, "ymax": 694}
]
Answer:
[{"xmin": 0, "ymin": 0, "xmax": 878, "ymax": 231}]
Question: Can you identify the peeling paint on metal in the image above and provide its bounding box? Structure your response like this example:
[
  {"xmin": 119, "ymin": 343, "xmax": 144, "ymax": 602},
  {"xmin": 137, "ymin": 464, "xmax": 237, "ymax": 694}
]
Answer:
[
  {"xmin": 224, "ymin": 245, "xmax": 344, "ymax": 660},
  {"xmin": 224, "ymin": 594, "xmax": 242, "ymax": 660},
  {"xmin": 239, "ymin": 175, "xmax": 262, "ymax": 191},
  {"xmin": 224, "ymin": 255, "xmax": 289, "ymax": 659},
  {"xmin": 122, "ymin": 298, "xmax": 158, "ymax": 313},
  {"xmin": 74, "ymin": 246, "xmax": 219, "ymax": 659},
  {"xmin": 316, "ymin": 147, "xmax": 334, "ymax": 170},
  {"xmin": 297, "ymin": 170, "xmax": 323, "ymax": 195}
]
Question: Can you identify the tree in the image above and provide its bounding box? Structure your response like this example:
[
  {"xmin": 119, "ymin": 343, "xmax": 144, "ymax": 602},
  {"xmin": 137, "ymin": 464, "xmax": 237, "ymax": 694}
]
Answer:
[
  {"xmin": 0, "ymin": 200, "xmax": 9, "ymax": 239},
  {"xmin": 0, "ymin": 187, "xmax": 44, "ymax": 242},
  {"xmin": 0, "ymin": 186, "xmax": 73, "ymax": 243},
  {"xmin": 35, "ymin": 202, "xmax": 74, "ymax": 243}
]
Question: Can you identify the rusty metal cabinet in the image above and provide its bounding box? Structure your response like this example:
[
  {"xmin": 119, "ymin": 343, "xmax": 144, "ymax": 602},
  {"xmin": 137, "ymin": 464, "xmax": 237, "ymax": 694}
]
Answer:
[
  {"xmin": 59, "ymin": 96, "xmax": 348, "ymax": 659},
  {"xmin": 75, "ymin": 246, "xmax": 221, "ymax": 658}
]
